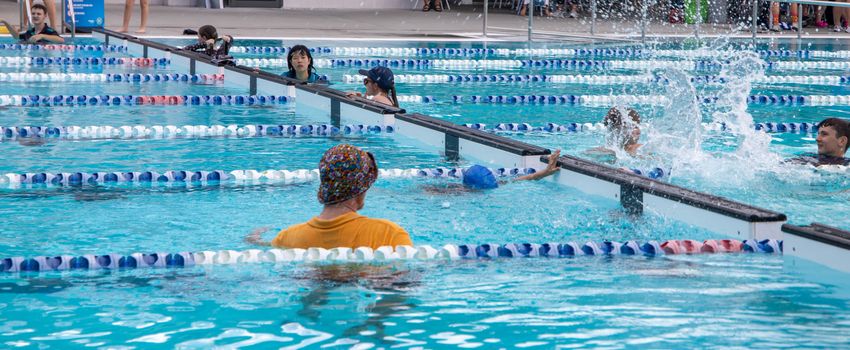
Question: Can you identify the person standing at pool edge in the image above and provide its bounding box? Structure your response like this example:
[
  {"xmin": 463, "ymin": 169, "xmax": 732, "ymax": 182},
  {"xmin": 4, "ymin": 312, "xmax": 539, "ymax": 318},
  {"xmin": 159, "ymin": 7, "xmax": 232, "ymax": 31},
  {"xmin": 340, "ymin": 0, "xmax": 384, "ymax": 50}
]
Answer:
[{"xmin": 245, "ymin": 144, "xmax": 412, "ymax": 250}]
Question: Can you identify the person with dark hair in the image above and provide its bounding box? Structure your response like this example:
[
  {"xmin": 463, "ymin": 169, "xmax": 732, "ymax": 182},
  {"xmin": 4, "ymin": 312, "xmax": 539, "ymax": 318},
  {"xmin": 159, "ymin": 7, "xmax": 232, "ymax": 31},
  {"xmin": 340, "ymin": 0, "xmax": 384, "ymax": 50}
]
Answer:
[
  {"xmin": 586, "ymin": 106, "xmax": 642, "ymax": 158},
  {"xmin": 181, "ymin": 25, "xmax": 233, "ymax": 60},
  {"xmin": 8, "ymin": 4, "xmax": 63, "ymax": 44},
  {"xmin": 245, "ymin": 144, "xmax": 412, "ymax": 249},
  {"xmin": 787, "ymin": 118, "xmax": 850, "ymax": 166},
  {"xmin": 347, "ymin": 67, "xmax": 398, "ymax": 107},
  {"xmin": 281, "ymin": 45, "xmax": 327, "ymax": 84}
]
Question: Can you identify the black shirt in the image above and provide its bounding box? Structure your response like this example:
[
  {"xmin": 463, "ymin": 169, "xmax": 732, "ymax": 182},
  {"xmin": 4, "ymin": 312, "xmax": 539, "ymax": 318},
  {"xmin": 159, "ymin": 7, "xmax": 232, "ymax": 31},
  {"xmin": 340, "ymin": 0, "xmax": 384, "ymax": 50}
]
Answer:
[
  {"xmin": 19, "ymin": 25, "xmax": 60, "ymax": 43},
  {"xmin": 183, "ymin": 37, "xmax": 232, "ymax": 58},
  {"xmin": 786, "ymin": 153, "xmax": 850, "ymax": 167}
]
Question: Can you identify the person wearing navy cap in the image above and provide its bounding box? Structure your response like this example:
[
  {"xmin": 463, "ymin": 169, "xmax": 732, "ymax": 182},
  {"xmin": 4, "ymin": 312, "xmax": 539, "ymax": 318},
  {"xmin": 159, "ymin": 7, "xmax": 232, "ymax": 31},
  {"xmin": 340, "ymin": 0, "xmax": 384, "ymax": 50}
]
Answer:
[
  {"xmin": 347, "ymin": 66, "xmax": 398, "ymax": 107},
  {"xmin": 424, "ymin": 150, "xmax": 562, "ymax": 194}
]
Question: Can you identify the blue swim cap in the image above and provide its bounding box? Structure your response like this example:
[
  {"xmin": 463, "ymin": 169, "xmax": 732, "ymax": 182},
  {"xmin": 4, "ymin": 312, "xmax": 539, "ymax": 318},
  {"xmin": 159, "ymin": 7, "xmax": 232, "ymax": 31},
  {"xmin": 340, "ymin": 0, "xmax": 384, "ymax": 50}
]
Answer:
[{"xmin": 462, "ymin": 165, "xmax": 498, "ymax": 190}]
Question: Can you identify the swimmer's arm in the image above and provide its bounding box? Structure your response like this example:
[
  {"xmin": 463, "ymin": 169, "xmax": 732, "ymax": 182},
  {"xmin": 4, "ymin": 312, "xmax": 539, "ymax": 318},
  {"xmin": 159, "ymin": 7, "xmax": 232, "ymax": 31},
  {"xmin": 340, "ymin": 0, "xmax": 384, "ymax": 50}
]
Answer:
[
  {"xmin": 515, "ymin": 149, "xmax": 561, "ymax": 181},
  {"xmin": 29, "ymin": 33, "xmax": 64, "ymax": 44},
  {"xmin": 244, "ymin": 226, "xmax": 272, "ymax": 246},
  {"xmin": 181, "ymin": 42, "xmax": 206, "ymax": 52}
]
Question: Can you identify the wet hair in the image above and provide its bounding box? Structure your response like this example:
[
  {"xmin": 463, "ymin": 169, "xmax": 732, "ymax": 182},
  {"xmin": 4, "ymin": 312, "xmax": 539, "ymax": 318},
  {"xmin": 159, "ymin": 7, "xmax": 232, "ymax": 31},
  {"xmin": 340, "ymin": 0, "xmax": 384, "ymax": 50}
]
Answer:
[
  {"xmin": 818, "ymin": 117, "xmax": 850, "ymax": 152},
  {"xmin": 287, "ymin": 45, "xmax": 315, "ymax": 78},
  {"xmin": 31, "ymin": 4, "xmax": 47, "ymax": 15},
  {"xmin": 198, "ymin": 25, "xmax": 218, "ymax": 40},
  {"xmin": 386, "ymin": 81, "xmax": 399, "ymax": 108},
  {"xmin": 603, "ymin": 107, "xmax": 641, "ymax": 131}
]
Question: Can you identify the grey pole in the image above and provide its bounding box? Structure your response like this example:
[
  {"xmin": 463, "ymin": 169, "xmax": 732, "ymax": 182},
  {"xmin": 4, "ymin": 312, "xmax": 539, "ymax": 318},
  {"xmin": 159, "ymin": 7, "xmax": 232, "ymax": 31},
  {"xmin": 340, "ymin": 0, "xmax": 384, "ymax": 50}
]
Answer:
[
  {"xmin": 525, "ymin": 0, "xmax": 534, "ymax": 42},
  {"xmin": 591, "ymin": 0, "xmax": 596, "ymax": 35},
  {"xmin": 70, "ymin": 0, "xmax": 75, "ymax": 41},
  {"xmin": 641, "ymin": 0, "xmax": 648, "ymax": 43},
  {"xmin": 752, "ymin": 0, "xmax": 758, "ymax": 40},
  {"xmin": 484, "ymin": 0, "xmax": 488, "ymax": 38},
  {"xmin": 695, "ymin": 0, "xmax": 701, "ymax": 39},
  {"xmin": 797, "ymin": 3, "xmax": 803, "ymax": 40}
]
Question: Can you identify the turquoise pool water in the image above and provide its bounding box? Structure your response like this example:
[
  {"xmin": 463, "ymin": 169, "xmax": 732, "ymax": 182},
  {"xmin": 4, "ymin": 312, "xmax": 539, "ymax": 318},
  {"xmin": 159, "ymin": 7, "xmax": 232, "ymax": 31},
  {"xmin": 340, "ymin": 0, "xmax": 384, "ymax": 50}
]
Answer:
[{"xmin": 2, "ymin": 37, "xmax": 850, "ymax": 348}]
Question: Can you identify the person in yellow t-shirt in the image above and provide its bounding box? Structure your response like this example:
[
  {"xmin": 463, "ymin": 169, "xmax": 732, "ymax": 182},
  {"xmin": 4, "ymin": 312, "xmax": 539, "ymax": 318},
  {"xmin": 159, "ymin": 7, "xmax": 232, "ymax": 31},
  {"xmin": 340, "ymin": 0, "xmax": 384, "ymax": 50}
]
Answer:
[{"xmin": 245, "ymin": 144, "xmax": 412, "ymax": 250}]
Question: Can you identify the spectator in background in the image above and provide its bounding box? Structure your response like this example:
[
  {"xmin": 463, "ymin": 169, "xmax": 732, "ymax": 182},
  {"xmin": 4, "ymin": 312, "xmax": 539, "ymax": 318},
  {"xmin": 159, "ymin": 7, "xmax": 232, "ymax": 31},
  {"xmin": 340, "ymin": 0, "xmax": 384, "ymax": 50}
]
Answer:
[
  {"xmin": 520, "ymin": 0, "xmax": 552, "ymax": 16},
  {"xmin": 422, "ymin": 0, "xmax": 443, "ymax": 12},
  {"xmin": 120, "ymin": 0, "xmax": 148, "ymax": 33},
  {"xmin": 769, "ymin": 1, "xmax": 799, "ymax": 31},
  {"xmin": 832, "ymin": 0, "xmax": 850, "ymax": 32}
]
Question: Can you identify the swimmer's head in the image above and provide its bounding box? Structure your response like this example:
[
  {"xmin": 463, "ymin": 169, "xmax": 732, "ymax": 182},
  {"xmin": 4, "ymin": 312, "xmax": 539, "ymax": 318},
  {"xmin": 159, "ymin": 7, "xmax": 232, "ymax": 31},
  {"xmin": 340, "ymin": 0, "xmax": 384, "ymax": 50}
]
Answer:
[
  {"xmin": 287, "ymin": 44, "xmax": 314, "ymax": 77},
  {"xmin": 462, "ymin": 165, "xmax": 498, "ymax": 190},
  {"xmin": 817, "ymin": 117, "xmax": 850, "ymax": 158},
  {"xmin": 317, "ymin": 144, "xmax": 378, "ymax": 206},
  {"xmin": 603, "ymin": 106, "xmax": 641, "ymax": 147},
  {"xmin": 30, "ymin": 4, "xmax": 47, "ymax": 26},
  {"xmin": 198, "ymin": 25, "xmax": 218, "ymax": 41}
]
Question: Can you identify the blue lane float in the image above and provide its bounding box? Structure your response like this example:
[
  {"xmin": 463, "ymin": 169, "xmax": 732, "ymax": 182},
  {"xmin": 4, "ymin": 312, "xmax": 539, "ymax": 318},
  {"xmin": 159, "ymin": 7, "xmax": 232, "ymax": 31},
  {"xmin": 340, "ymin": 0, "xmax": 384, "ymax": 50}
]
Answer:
[
  {"xmin": 0, "ymin": 57, "xmax": 169, "ymax": 66},
  {"xmin": 463, "ymin": 122, "xmax": 820, "ymax": 134},
  {"xmin": 230, "ymin": 46, "xmax": 333, "ymax": 54},
  {"xmin": 0, "ymin": 43, "xmax": 127, "ymax": 52},
  {"xmin": 442, "ymin": 94, "xmax": 850, "ymax": 106},
  {"xmin": 0, "ymin": 124, "xmax": 393, "ymax": 140},
  {"xmin": 0, "ymin": 72, "xmax": 223, "ymax": 83},
  {"xmin": 343, "ymin": 73, "xmax": 850, "ymax": 86},
  {"xmin": 0, "ymin": 239, "xmax": 783, "ymax": 274},
  {"xmin": 0, "ymin": 167, "xmax": 536, "ymax": 187},
  {"xmin": 0, "ymin": 94, "xmax": 290, "ymax": 106}
]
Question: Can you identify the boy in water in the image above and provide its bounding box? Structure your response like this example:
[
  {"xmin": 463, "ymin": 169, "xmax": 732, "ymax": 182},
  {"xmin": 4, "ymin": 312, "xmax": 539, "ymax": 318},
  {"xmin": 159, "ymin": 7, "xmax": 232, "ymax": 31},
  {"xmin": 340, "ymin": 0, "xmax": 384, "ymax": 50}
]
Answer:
[
  {"xmin": 1, "ymin": 4, "xmax": 63, "ymax": 44},
  {"xmin": 787, "ymin": 117, "xmax": 850, "ymax": 166}
]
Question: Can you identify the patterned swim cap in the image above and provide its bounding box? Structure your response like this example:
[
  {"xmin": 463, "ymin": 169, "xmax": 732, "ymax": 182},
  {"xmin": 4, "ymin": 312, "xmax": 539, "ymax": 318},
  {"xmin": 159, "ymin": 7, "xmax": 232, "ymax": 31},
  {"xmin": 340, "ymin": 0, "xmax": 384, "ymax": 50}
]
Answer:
[{"xmin": 317, "ymin": 144, "xmax": 378, "ymax": 205}]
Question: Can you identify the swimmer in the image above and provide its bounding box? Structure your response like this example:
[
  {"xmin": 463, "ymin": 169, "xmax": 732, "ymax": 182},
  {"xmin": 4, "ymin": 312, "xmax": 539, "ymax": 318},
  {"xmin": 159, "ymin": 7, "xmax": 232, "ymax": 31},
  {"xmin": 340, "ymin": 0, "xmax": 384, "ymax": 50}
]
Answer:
[
  {"xmin": 280, "ymin": 44, "xmax": 328, "ymax": 84},
  {"xmin": 786, "ymin": 117, "xmax": 850, "ymax": 166},
  {"xmin": 586, "ymin": 106, "xmax": 642, "ymax": 159},
  {"xmin": 422, "ymin": 149, "xmax": 561, "ymax": 194},
  {"xmin": 245, "ymin": 144, "xmax": 412, "ymax": 250},
  {"xmin": 181, "ymin": 25, "xmax": 232, "ymax": 60},
  {"xmin": 3, "ymin": 5, "xmax": 63, "ymax": 44},
  {"xmin": 346, "ymin": 67, "xmax": 398, "ymax": 107}
]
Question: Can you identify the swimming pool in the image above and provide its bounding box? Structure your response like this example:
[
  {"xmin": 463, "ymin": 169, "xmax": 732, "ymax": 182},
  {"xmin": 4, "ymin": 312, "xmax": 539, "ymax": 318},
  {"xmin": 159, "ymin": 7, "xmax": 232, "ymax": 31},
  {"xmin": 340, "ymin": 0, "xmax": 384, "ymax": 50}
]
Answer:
[{"xmin": 2, "ymin": 35, "xmax": 850, "ymax": 349}]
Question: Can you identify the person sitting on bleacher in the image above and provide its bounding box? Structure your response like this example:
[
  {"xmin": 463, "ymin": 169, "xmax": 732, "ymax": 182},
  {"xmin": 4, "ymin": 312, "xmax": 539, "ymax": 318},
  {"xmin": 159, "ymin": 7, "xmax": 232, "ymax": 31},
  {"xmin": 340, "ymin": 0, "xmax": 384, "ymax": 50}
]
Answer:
[{"xmin": 182, "ymin": 25, "xmax": 232, "ymax": 62}]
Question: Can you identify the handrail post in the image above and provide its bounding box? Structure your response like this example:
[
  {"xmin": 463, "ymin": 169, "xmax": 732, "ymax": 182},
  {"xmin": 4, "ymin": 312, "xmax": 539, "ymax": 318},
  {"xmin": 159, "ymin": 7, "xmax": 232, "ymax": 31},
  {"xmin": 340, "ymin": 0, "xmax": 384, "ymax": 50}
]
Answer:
[
  {"xmin": 695, "ymin": 0, "xmax": 701, "ymax": 39},
  {"xmin": 752, "ymin": 0, "xmax": 758, "ymax": 41},
  {"xmin": 591, "ymin": 0, "xmax": 596, "ymax": 35},
  {"xmin": 797, "ymin": 2, "xmax": 803, "ymax": 40},
  {"xmin": 641, "ymin": 0, "xmax": 647, "ymax": 43},
  {"xmin": 525, "ymin": 0, "xmax": 534, "ymax": 42},
  {"xmin": 484, "ymin": 0, "xmax": 488, "ymax": 38}
]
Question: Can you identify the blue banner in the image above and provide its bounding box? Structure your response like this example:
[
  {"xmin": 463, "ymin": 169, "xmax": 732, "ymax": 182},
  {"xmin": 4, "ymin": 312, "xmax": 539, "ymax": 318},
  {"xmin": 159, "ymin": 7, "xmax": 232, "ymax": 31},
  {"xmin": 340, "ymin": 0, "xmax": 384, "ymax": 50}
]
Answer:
[{"xmin": 64, "ymin": 0, "xmax": 105, "ymax": 29}]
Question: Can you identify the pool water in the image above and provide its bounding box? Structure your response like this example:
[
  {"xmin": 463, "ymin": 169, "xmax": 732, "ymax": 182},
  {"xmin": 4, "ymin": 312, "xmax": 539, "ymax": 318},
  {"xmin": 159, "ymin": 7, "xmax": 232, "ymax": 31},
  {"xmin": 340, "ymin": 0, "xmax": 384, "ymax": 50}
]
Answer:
[{"xmin": 2, "ymin": 37, "xmax": 850, "ymax": 348}]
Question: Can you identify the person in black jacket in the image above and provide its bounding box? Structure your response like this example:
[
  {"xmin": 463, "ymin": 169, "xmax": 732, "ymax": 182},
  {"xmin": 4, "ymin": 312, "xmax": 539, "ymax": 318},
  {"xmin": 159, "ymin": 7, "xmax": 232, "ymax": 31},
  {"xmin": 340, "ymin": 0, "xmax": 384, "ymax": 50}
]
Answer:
[{"xmin": 182, "ymin": 25, "xmax": 232, "ymax": 59}]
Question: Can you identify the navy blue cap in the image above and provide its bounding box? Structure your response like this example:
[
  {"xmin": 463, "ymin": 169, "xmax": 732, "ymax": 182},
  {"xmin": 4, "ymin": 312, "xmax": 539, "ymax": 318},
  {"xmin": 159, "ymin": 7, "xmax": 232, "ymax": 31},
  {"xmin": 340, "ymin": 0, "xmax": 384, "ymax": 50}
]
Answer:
[
  {"xmin": 359, "ymin": 67, "xmax": 395, "ymax": 92},
  {"xmin": 462, "ymin": 165, "xmax": 498, "ymax": 190}
]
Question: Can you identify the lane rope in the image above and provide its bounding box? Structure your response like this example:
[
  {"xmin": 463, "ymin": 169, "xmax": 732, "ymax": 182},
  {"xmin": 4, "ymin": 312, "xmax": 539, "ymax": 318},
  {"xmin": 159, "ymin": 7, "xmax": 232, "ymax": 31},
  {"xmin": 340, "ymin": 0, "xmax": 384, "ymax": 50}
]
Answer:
[
  {"xmin": 0, "ymin": 167, "xmax": 535, "ymax": 187},
  {"xmin": 1, "ymin": 124, "xmax": 392, "ymax": 140},
  {"xmin": 0, "ymin": 239, "xmax": 783, "ymax": 273},
  {"xmin": 0, "ymin": 94, "xmax": 290, "ymax": 106}
]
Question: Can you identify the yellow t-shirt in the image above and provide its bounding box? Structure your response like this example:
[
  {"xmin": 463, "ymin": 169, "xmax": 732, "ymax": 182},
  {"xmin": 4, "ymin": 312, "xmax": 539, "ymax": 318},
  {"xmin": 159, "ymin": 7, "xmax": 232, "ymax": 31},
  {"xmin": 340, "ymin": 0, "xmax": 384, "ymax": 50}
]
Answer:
[{"xmin": 271, "ymin": 212, "xmax": 412, "ymax": 250}]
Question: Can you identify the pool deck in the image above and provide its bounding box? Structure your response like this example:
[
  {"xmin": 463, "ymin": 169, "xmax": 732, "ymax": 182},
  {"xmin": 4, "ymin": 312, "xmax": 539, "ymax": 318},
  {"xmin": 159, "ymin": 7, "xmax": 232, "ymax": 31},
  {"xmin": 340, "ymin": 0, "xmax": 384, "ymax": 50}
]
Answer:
[{"xmin": 3, "ymin": 0, "xmax": 850, "ymax": 41}]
